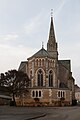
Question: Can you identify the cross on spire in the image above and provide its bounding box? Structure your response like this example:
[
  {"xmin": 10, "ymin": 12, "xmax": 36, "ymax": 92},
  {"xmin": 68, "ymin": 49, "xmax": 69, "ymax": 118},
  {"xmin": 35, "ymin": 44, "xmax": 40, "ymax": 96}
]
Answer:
[
  {"xmin": 42, "ymin": 41, "xmax": 44, "ymax": 48},
  {"xmin": 51, "ymin": 9, "xmax": 53, "ymax": 17}
]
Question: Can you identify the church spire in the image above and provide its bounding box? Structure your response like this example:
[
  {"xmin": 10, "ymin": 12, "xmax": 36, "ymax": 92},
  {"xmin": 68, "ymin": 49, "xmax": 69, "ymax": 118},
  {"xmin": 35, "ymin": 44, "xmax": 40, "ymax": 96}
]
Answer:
[
  {"xmin": 48, "ymin": 9, "xmax": 56, "ymax": 43},
  {"xmin": 47, "ymin": 10, "xmax": 58, "ymax": 59}
]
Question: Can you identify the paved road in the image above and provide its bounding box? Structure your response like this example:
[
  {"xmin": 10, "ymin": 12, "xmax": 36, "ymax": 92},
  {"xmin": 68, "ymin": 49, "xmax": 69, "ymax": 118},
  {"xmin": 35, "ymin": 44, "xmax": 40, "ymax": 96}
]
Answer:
[
  {"xmin": 36, "ymin": 107, "xmax": 80, "ymax": 120},
  {"xmin": 0, "ymin": 106, "xmax": 45, "ymax": 120},
  {"xmin": 0, "ymin": 106, "xmax": 80, "ymax": 120}
]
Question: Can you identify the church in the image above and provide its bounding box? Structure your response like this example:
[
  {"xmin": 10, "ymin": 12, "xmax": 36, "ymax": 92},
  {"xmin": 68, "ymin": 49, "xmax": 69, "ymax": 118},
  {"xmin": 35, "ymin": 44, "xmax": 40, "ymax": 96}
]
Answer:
[{"xmin": 16, "ymin": 14, "xmax": 75, "ymax": 106}]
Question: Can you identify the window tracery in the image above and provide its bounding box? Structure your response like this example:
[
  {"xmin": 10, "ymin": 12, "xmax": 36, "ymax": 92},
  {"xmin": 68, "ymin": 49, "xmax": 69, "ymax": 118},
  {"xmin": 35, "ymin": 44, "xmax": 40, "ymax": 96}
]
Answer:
[{"xmin": 49, "ymin": 70, "xmax": 53, "ymax": 87}]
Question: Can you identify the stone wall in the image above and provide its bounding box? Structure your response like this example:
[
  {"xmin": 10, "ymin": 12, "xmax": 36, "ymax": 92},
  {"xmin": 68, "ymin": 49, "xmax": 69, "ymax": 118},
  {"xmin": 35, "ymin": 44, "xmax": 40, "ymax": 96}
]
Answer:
[{"xmin": 15, "ymin": 88, "xmax": 72, "ymax": 106}]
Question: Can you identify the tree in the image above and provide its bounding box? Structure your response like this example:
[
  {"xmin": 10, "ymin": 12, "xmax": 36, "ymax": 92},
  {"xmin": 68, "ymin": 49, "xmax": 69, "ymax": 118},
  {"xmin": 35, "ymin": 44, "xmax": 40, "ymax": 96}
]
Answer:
[{"xmin": 0, "ymin": 70, "xmax": 30, "ymax": 105}]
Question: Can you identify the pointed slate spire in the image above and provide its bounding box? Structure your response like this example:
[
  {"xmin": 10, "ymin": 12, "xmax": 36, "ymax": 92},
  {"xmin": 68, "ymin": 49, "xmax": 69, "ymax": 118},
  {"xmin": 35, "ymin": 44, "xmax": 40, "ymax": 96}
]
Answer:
[
  {"xmin": 47, "ymin": 10, "xmax": 58, "ymax": 59},
  {"xmin": 48, "ymin": 10, "xmax": 56, "ymax": 43}
]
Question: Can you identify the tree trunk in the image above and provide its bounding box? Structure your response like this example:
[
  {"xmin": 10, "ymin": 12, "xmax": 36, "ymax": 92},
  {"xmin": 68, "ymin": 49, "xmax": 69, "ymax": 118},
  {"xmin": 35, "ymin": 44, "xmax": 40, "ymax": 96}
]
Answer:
[{"xmin": 12, "ymin": 93, "xmax": 16, "ymax": 106}]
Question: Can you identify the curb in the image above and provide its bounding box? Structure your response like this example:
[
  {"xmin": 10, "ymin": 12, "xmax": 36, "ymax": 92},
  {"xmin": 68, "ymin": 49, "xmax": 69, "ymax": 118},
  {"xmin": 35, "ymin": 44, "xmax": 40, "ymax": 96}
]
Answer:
[{"xmin": 24, "ymin": 113, "xmax": 46, "ymax": 120}]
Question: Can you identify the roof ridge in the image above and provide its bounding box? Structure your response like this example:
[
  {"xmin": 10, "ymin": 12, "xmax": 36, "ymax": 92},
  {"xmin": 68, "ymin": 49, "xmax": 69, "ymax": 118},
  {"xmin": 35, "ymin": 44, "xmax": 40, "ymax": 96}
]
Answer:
[{"xmin": 28, "ymin": 48, "xmax": 52, "ymax": 59}]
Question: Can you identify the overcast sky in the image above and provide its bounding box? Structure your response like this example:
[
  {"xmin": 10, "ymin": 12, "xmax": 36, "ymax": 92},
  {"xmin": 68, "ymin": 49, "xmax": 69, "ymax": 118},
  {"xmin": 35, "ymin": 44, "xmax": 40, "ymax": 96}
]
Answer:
[{"xmin": 0, "ymin": 0, "xmax": 80, "ymax": 86}]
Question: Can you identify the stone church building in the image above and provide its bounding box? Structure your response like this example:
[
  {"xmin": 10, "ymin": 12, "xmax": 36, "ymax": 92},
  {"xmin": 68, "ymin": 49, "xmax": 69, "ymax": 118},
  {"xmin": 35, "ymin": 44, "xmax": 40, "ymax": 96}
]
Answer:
[{"xmin": 16, "ymin": 15, "xmax": 75, "ymax": 106}]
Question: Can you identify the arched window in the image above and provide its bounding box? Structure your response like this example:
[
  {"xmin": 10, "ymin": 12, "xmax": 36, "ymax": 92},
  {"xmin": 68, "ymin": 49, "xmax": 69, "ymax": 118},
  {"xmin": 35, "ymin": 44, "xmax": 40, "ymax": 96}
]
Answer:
[
  {"xmin": 42, "ymin": 59, "xmax": 44, "ymax": 66},
  {"xmin": 36, "ymin": 91, "xmax": 38, "ymax": 97},
  {"xmin": 39, "ymin": 91, "xmax": 41, "ymax": 97},
  {"xmin": 37, "ymin": 69, "xmax": 43, "ymax": 86},
  {"xmin": 57, "ymin": 91, "xmax": 65, "ymax": 98},
  {"xmin": 32, "ymin": 91, "xmax": 35, "ymax": 97},
  {"xmin": 63, "ymin": 91, "xmax": 65, "ymax": 98},
  {"xmin": 49, "ymin": 70, "xmax": 53, "ymax": 87},
  {"xmin": 39, "ymin": 59, "xmax": 41, "ymax": 66},
  {"xmin": 58, "ymin": 91, "xmax": 60, "ymax": 98},
  {"xmin": 36, "ymin": 59, "xmax": 38, "ymax": 66},
  {"xmin": 61, "ymin": 91, "xmax": 63, "ymax": 98},
  {"xmin": 31, "ymin": 90, "xmax": 42, "ymax": 98}
]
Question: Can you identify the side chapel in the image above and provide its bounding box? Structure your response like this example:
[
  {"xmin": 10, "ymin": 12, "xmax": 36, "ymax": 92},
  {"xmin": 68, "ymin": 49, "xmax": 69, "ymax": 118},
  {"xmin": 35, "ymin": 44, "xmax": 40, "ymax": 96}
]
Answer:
[{"xmin": 16, "ymin": 13, "xmax": 75, "ymax": 106}]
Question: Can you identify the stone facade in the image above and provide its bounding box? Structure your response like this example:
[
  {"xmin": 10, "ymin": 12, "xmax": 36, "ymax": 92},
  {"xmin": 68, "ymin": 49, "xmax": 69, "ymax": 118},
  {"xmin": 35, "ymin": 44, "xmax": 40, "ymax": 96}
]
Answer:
[
  {"xmin": 17, "ymin": 15, "xmax": 75, "ymax": 106},
  {"xmin": 75, "ymin": 85, "xmax": 80, "ymax": 104}
]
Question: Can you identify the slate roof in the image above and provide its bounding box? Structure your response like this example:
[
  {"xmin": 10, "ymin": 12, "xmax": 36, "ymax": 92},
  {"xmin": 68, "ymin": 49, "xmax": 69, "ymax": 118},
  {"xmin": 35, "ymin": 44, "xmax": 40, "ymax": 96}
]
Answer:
[
  {"xmin": 18, "ymin": 61, "xmax": 27, "ymax": 71},
  {"xmin": 58, "ymin": 60, "xmax": 71, "ymax": 71},
  {"xmin": 28, "ymin": 48, "xmax": 51, "ymax": 59}
]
